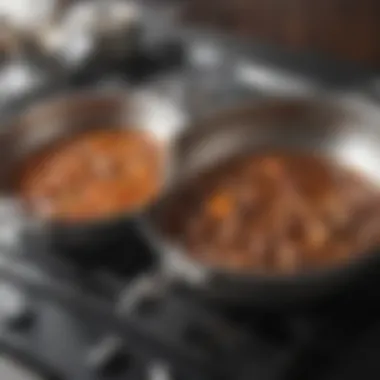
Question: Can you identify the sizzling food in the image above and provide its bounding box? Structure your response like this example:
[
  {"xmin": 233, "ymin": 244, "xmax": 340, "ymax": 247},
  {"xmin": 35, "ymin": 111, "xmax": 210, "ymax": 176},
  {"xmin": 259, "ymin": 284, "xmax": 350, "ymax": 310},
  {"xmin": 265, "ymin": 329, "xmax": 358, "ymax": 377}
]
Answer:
[
  {"xmin": 17, "ymin": 129, "xmax": 162, "ymax": 222},
  {"xmin": 161, "ymin": 152, "xmax": 380, "ymax": 274}
]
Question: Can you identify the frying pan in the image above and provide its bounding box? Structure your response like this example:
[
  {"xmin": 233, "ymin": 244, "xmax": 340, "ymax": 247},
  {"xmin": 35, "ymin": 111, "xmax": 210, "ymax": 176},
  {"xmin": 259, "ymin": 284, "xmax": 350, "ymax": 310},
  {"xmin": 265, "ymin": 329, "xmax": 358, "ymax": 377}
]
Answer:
[
  {"xmin": 142, "ymin": 94, "xmax": 380, "ymax": 309},
  {"xmin": 0, "ymin": 88, "xmax": 184, "ymax": 264}
]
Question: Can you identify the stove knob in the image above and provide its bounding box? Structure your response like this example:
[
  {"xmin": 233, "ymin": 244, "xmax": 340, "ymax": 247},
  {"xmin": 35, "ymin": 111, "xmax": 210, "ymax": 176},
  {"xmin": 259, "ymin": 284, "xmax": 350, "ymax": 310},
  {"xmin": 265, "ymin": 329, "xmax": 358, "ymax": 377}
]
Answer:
[
  {"xmin": 0, "ymin": 283, "xmax": 34, "ymax": 330},
  {"xmin": 87, "ymin": 335, "xmax": 132, "ymax": 377}
]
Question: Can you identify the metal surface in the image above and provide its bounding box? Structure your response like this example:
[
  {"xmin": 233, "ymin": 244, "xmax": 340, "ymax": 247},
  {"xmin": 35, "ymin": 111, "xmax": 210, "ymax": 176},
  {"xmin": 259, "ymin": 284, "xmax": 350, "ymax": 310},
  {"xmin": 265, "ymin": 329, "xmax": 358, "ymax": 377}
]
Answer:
[{"xmin": 145, "ymin": 94, "xmax": 380, "ymax": 308}]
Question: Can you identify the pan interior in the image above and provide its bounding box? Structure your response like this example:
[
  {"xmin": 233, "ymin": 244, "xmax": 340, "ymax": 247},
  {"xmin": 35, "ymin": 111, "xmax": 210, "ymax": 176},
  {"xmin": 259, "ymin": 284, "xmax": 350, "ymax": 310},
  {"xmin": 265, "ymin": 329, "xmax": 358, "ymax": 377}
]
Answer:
[{"xmin": 147, "ymin": 97, "xmax": 380, "ymax": 278}]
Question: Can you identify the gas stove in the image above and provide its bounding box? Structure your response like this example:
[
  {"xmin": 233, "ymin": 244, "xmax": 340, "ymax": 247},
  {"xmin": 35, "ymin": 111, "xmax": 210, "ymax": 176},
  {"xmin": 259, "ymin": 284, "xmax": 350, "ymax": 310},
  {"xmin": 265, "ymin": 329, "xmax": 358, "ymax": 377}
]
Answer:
[{"xmin": 1, "ymin": 15, "xmax": 380, "ymax": 380}]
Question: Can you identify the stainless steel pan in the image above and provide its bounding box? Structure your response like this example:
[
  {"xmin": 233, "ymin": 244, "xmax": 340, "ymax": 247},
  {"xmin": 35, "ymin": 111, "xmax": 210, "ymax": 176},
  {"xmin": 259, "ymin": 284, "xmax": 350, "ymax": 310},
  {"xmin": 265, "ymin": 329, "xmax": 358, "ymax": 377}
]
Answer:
[
  {"xmin": 0, "ymin": 89, "xmax": 184, "ymax": 262},
  {"xmin": 143, "ymin": 94, "xmax": 380, "ymax": 309}
]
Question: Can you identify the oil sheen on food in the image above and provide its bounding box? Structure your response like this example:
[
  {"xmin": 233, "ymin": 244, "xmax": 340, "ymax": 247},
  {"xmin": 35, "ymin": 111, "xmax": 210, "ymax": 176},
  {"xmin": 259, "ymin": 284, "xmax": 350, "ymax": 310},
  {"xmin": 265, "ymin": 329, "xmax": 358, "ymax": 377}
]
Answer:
[
  {"xmin": 17, "ymin": 129, "xmax": 162, "ymax": 222},
  {"xmin": 161, "ymin": 152, "xmax": 380, "ymax": 274}
]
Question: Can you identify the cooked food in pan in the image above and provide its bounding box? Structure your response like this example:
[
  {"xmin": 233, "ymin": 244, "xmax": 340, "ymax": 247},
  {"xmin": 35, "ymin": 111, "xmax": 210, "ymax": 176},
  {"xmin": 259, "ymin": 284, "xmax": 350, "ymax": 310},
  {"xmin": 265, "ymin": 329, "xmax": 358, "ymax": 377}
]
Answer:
[
  {"xmin": 161, "ymin": 152, "xmax": 380, "ymax": 274},
  {"xmin": 16, "ymin": 129, "xmax": 162, "ymax": 222}
]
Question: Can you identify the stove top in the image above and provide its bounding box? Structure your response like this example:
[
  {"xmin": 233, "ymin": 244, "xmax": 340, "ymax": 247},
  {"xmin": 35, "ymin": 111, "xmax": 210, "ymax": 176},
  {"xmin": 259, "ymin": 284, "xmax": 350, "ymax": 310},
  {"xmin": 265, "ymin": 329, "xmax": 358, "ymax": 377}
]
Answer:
[{"xmin": 1, "ymin": 16, "xmax": 380, "ymax": 380}]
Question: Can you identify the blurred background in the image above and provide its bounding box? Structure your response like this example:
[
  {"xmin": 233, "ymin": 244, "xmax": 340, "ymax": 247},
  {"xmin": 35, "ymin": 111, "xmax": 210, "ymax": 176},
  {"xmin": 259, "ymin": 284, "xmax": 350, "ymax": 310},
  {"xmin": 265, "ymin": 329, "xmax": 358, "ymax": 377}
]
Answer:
[
  {"xmin": 2, "ymin": 0, "xmax": 380, "ymax": 66},
  {"xmin": 184, "ymin": 0, "xmax": 380, "ymax": 67}
]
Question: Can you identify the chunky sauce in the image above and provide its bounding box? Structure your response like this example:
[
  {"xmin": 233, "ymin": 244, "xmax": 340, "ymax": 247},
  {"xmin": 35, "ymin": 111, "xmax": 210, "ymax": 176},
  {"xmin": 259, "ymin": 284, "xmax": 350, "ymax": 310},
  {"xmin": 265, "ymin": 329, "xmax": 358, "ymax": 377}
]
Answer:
[
  {"xmin": 161, "ymin": 152, "xmax": 380, "ymax": 274},
  {"xmin": 17, "ymin": 129, "xmax": 162, "ymax": 222}
]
